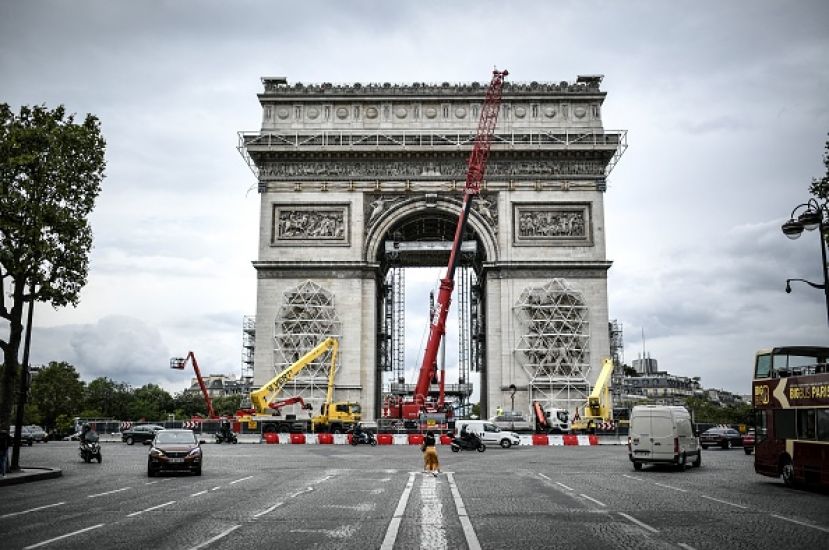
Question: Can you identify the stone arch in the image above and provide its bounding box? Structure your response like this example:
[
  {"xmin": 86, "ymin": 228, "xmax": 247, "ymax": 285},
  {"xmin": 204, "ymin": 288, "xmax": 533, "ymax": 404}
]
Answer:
[{"xmin": 363, "ymin": 195, "xmax": 499, "ymax": 263}]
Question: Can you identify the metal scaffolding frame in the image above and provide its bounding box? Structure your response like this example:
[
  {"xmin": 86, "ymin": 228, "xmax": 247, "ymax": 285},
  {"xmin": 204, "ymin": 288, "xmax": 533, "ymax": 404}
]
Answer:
[
  {"xmin": 272, "ymin": 280, "xmax": 342, "ymax": 405},
  {"xmin": 513, "ymin": 278, "xmax": 591, "ymax": 414},
  {"xmin": 241, "ymin": 315, "xmax": 255, "ymax": 379}
]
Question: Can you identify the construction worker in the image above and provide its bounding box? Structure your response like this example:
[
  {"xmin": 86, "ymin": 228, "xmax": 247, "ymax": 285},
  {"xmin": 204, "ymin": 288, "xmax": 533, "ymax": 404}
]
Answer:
[{"xmin": 496, "ymin": 405, "xmax": 504, "ymax": 417}]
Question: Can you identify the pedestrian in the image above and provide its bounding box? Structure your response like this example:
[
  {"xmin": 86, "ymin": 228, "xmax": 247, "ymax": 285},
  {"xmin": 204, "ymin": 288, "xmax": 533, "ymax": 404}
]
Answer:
[
  {"xmin": 421, "ymin": 431, "xmax": 440, "ymax": 476},
  {"xmin": 0, "ymin": 429, "xmax": 10, "ymax": 477}
]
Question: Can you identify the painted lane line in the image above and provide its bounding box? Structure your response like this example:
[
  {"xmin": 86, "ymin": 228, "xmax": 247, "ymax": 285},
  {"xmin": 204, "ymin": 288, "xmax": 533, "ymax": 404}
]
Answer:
[
  {"xmin": 188, "ymin": 524, "xmax": 241, "ymax": 550},
  {"xmin": 252, "ymin": 501, "xmax": 284, "ymax": 519},
  {"xmin": 555, "ymin": 482, "xmax": 574, "ymax": 491},
  {"xmin": 579, "ymin": 494, "xmax": 607, "ymax": 507},
  {"xmin": 618, "ymin": 512, "xmax": 659, "ymax": 533},
  {"xmin": 1, "ymin": 502, "xmax": 66, "ymax": 519},
  {"xmin": 145, "ymin": 481, "xmax": 159, "ymax": 485},
  {"xmin": 380, "ymin": 472, "xmax": 415, "ymax": 550},
  {"xmin": 622, "ymin": 474, "xmax": 646, "ymax": 482},
  {"xmin": 447, "ymin": 472, "xmax": 482, "ymax": 550},
  {"xmin": 23, "ymin": 523, "xmax": 104, "ymax": 549},
  {"xmin": 287, "ymin": 487, "xmax": 314, "ymax": 498},
  {"xmin": 538, "ymin": 473, "xmax": 552, "ymax": 481},
  {"xmin": 699, "ymin": 495, "xmax": 747, "ymax": 509},
  {"xmin": 229, "ymin": 475, "xmax": 253, "ymax": 485},
  {"xmin": 653, "ymin": 482, "xmax": 687, "ymax": 493},
  {"xmin": 190, "ymin": 490, "xmax": 208, "ymax": 498},
  {"xmin": 770, "ymin": 514, "xmax": 829, "ymax": 533},
  {"xmin": 127, "ymin": 500, "xmax": 176, "ymax": 517},
  {"xmin": 677, "ymin": 543, "xmax": 696, "ymax": 550},
  {"xmin": 419, "ymin": 474, "xmax": 447, "ymax": 548},
  {"xmin": 87, "ymin": 486, "xmax": 132, "ymax": 498},
  {"xmin": 210, "ymin": 486, "xmax": 221, "ymax": 491}
]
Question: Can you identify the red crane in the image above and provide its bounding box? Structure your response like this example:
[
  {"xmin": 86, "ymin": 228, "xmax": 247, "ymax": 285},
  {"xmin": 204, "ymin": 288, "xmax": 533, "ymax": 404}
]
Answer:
[
  {"xmin": 387, "ymin": 68, "xmax": 508, "ymax": 421},
  {"xmin": 170, "ymin": 352, "xmax": 218, "ymax": 419}
]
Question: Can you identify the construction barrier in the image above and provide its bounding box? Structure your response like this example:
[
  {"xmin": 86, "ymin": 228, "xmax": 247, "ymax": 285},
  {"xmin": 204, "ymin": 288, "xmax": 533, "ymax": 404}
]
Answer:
[
  {"xmin": 377, "ymin": 434, "xmax": 394, "ymax": 445},
  {"xmin": 440, "ymin": 434, "xmax": 453, "ymax": 445},
  {"xmin": 408, "ymin": 434, "xmax": 424, "ymax": 446},
  {"xmin": 263, "ymin": 432, "xmax": 278, "ymax": 444},
  {"xmin": 317, "ymin": 433, "xmax": 334, "ymax": 445},
  {"xmin": 290, "ymin": 433, "xmax": 306, "ymax": 445}
]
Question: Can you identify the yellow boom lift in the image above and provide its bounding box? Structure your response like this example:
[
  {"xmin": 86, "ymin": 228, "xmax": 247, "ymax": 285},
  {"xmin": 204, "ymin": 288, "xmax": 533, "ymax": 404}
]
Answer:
[{"xmin": 571, "ymin": 357, "xmax": 615, "ymax": 433}]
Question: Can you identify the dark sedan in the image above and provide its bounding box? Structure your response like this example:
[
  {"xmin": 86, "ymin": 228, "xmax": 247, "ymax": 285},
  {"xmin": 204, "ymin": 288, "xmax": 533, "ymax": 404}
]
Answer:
[
  {"xmin": 122, "ymin": 424, "xmax": 165, "ymax": 445},
  {"xmin": 700, "ymin": 427, "xmax": 743, "ymax": 449},
  {"xmin": 147, "ymin": 429, "xmax": 204, "ymax": 476}
]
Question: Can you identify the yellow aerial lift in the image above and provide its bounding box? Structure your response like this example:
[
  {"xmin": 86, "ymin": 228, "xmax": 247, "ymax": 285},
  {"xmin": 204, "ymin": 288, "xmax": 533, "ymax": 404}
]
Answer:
[{"xmin": 571, "ymin": 357, "xmax": 616, "ymax": 433}]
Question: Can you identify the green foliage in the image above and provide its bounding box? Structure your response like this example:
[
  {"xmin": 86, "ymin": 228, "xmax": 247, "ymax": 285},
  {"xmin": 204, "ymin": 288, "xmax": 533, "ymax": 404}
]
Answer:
[
  {"xmin": 128, "ymin": 384, "xmax": 174, "ymax": 421},
  {"xmin": 84, "ymin": 377, "xmax": 134, "ymax": 419},
  {"xmin": 28, "ymin": 361, "xmax": 85, "ymax": 431},
  {"xmin": 684, "ymin": 396, "xmax": 752, "ymax": 425},
  {"xmin": 172, "ymin": 391, "xmax": 208, "ymax": 419},
  {"xmin": 810, "ymin": 135, "xmax": 829, "ymax": 202},
  {"xmin": 470, "ymin": 402, "xmax": 480, "ymax": 419},
  {"xmin": 212, "ymin": 395, "xmax": 243, "ymax": 416},
  {"xmin": 0, "ymin": 103, "xmax": 106, "ymax": 430}
]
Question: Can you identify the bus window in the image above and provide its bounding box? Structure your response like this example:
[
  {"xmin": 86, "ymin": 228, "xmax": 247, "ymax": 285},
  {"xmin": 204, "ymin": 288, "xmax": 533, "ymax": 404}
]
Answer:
[
  {"xmin": 754, "ymin": 410, "xmax": 767, "ymax": 442},
  {"xmin": 755, "ymin": 354, "xmax": 772, "ymax": 379},
  {"xmin": 818, "ymin": 410, "xmax": 829, "ymax": 442},
  {"xmin": 797, "ymin": 409, "xmax": 816, "ymax": 440},
  {"xmin": 773, "ymin": 409, "xmax": 796, "ymax": 439}
]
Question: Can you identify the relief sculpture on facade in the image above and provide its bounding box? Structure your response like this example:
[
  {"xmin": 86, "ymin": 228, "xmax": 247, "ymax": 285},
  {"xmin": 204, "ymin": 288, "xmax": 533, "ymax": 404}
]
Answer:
[
  {"xmin": 518, "ymin": 210, "xmax": 584, "ymax": 238},
  {"xmin": 273, "ymin": 204, "xmax": 348, "ymax": 244}
]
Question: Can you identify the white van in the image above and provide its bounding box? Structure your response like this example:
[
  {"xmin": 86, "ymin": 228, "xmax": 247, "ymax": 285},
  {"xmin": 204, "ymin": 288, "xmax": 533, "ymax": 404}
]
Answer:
[
  {"xmin": 455, "ymin": 420, "xmax": 521, "ymax": 449},
  {"xmin": 628, "ymin": 405, "xmax": 701, "ymax": 471}
]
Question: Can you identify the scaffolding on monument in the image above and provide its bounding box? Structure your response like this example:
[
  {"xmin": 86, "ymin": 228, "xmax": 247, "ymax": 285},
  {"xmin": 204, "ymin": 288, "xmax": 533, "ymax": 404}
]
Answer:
[
  {"xmin": 241, "ymin": 315, "xmax": 255, "ymax": 380},
  {"xmin": 513, "ymin": 278, "xmax": 591, "ymax": 415},
  {"xmin": 272, "ymin": 280, "xmax": 342, "ymax": 405}
]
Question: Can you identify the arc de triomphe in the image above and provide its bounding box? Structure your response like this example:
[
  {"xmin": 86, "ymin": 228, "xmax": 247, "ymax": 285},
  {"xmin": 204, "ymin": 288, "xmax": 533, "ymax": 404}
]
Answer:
[{"xmin": 239, "ymin": 75, "xmax": 626, "ymax": 421}]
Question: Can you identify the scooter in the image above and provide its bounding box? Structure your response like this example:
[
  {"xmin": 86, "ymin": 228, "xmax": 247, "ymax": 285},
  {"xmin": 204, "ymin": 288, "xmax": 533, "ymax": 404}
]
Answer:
[
  {"xmin": 450, "ymin": 432, "xmax": 486, "ymax": 453},
  {"xmin": 350, "ymin": 431, "xmax": 377, "ymax": 446},
  {"xmin": 79, "ymin": 433, "xmax": 102, "ymax": 463},
  {"xmin": 215, "ymin": 431, "xmax": 238, "ymax": 444}
]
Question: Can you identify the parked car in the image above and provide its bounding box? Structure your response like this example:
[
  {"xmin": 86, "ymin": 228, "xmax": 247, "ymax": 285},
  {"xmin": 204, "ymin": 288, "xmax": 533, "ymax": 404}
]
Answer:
[
  {"xmin": 147, "ymin": 429, "xmax": 204, "ymax": 477},
  {"xmin": 741, "ymin": 429, "xmax": 755, "ymax": 455},
  {"xmin": 489, "ymin": 412, "xmax": 533, "ymax": 433},
  {"xmin": 122, "ymin": 424, "xmax": 165, "ymax": 445},
  {"xmin": 26, "ymin": 425, "xmax": 48, "ymax": 443},
  {"xmin": 699, "ymin": 427, "xmax": 743, "ymax": 449},
  {"xmin": 455, "ymin": 420, "xmax": 521, "ymax": 449},
  {"xmin": 9, "ymin": 426, "xmax": 34, "ymax": 446}
]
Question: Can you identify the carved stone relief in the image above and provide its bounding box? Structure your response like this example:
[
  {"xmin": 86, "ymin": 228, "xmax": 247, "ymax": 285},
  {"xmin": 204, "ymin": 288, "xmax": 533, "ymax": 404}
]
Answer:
[
  {"xmin": 513, "ymin": 203, "xmax": 591, "ymax": 246},
  {"xmin": 365, "ymin": 195, "xmax": 406, "ymax": 229},
  {"xmin": 272, "ymin": 203, "xmax": 349, "ymax": 245},
  {"xmin": 260, "ymin": 158, "xmax": 605, "ymax": 180}
]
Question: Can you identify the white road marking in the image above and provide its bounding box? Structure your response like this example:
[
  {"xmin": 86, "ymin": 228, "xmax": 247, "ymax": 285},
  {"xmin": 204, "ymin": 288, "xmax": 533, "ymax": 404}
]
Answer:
[
  {"xmin": 380, "ymin": 472, "xmax": 415, "ymax": 550},
  {"xmin": 555, "ymin": 482, "xmax": 574, "ymax": 491},
  {"xmin": 677, "ymin": 543, "xmax": 696, "ymax": 550},
  {"xmin": 699, "ymin": 495, "xmax": 747, "ymax": 509},
  {"xmin": 188, "ymin": 524, "xmax": 241, "ymax": 550},
  {"xmin": 210, "ymin": 486, "xmax": 221, "ymax": 491},
  {"xmin": 622, "ymin": 474, "xmax": 645, "ymax": 482},
  {"xmin": 252, "ymin": 501, "xmax": 284, "ymax": 519},
  {"xmin": 419, "ymin": 473, "xmax": 447, "ymax": 549},
  {"xmin": 653, "ymin": 482, "xmax": 687, "ymax": 493},
  {"xmin": 447, "ymin": 472, "xmax": 482, "ymax": 550},
  {"xmin": 1, "ymin": 502, "xmax": 65, "ymax": 519},
  {"xmin": 579, "ymin": 494, "xmax": 607, "ymax": 507},
  {"xmin": 23, "ymin": 523, "xmax": 104, "ymax": 549},
  {"xmin": 618, "ymin": 512, "xmax": 659, "ymax": 533},
  {"xmin": 127, "ymin": 500, "xmax": 176, "ymax": 517},
  {"xmin": 229, "ymin": 475, "xmax": 253, "ymax": 485},
  {"xmin": 87, "ymin": 486, "xmax": 131, "ymax": 498},
  {"xmin": 190, "ymin": 490, "xmax": 208, "ymax": 498},
  {"xmin": 770, "ymin": 514, "xmax": 829, "ymax": 533},
  {"xmin": 287, "ymin": 487, "xmax": 314, "ymax": 498},
  {"xmin": 290, "ymin": 525, "xmax": 357, "ymax": 538},
  {"xmin": 538, "ymin": 473, "xmax": 551, "ymax": 481},
  {"xmin": 145, "ymin": 481, "xmax": 159, "ymax": 485}
]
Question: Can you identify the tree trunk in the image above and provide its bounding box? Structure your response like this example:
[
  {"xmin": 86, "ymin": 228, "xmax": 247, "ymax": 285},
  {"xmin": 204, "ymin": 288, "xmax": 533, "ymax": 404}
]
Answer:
[{"xmin": 0, "ymin": 281, "xmax": 25, "ymax": 431}]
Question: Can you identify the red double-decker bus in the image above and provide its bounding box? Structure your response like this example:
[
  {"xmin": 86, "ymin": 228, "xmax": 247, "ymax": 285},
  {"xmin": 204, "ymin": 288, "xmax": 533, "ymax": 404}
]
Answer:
[{"xmin": 752, "ymin": 346, "xmax": 829, "ymax": 487}]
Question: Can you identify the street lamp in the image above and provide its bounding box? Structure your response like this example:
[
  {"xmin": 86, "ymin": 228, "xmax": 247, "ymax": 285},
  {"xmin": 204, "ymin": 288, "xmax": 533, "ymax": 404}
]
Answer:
[{"xmin": 781, "ymin": 198, "xmax": 829, "ymax": 327}]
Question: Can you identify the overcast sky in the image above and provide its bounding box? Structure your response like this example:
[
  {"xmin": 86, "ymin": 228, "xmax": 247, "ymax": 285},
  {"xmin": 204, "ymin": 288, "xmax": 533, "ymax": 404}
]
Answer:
[{"xmin": 1, "ymin": 0, "xmax": 827, "ymax": 397}]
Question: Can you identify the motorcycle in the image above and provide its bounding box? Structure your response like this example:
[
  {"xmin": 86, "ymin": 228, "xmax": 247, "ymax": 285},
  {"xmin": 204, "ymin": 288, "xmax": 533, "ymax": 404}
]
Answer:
[
  {"xmin": 79, "ymin": 432, "xmax": 102, "ymax": 463},
  {"xmin": 350, "ymin": 431, "xmax": 377, "ymax": 446},
  {"xmin": 450, "ymin": 432, "xmax": 486, "ymax": 453},
  {"xmin": 215, "ymin": 431, "xmax": 238, "ymax": 444}
]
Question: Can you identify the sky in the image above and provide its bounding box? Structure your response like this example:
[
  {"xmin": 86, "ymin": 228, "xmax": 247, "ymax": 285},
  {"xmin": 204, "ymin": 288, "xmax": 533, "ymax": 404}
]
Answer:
[{"xmin": 1, "ymin": 0, "xmax": 828, "ymax": 398}]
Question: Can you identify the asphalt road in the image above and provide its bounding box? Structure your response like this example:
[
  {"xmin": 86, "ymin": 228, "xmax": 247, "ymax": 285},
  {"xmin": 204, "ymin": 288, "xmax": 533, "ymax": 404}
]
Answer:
[{"xmin": 1, "ymin": 441, "xmax": 827, "ymax": 549}]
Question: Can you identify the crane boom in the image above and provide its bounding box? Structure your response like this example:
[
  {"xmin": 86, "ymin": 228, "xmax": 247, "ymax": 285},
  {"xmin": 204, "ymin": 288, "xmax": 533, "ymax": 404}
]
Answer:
[
  {"xmin": 170, "ymin": 352, "xmax": 217, "ymax": 419},
  {"xmin": 413, "ymin": 69, "xmax": 508, "ymax": 407}
]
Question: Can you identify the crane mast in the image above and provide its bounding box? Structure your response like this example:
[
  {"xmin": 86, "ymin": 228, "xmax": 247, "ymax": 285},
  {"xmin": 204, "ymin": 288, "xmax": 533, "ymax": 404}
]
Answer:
[{"xmin": 412, "ymin": 69, "xmax": 508, "ymax": 411}]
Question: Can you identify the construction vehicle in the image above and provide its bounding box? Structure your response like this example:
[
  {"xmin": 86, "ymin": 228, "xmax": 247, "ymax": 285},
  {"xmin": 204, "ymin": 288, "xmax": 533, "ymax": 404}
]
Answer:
[
  {"xmin": 382, "ymin": 68, "xmax": 509, "ymax": 424},
  {"xmin": 170, "ymin": 352, "xmax": 218, "ymax": 419},
  {"xmin": 571, "ymin": 357, "xmax": 616, "ymax": 433},
  {"xmin": 532, "ymin": 401, "xmax": 571, "ymax": 434},
  {"xmin": 239, "ymin": 337, "xmax": 361, "ymax": 433}
]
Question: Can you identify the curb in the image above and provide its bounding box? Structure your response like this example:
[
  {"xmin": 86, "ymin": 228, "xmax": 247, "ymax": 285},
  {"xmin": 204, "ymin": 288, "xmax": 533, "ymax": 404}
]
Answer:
[{"xmin": 0, "ymin": 467, "xmax": 63, "ymax": 487}]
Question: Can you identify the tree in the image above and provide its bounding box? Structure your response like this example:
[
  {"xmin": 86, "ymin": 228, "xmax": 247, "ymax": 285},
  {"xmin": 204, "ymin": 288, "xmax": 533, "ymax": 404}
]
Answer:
[
  {"xmin": 28, "ymin": 361, "xmax": 85, "ymax": 431},
  {"xmin": 810, "ymin": 134, "xmax": 829, "ymax": 202},
  {"xmin": 212, "ymin": 395, "xmax": 243, "ymax": 417},
  {"xmin": 85, "ymin": 377, "xmax": 134, "ymax": 420},
  {"xmin": 0, "ymin": 103, "xmax": 106, "ymax": 431},
  {"xmin": 173, "ymin": 391, "xmax": 208, "ymax": 419},
  {"xmin": 129, "ymin": 384, "xmax": 174, "ymax": 421}
]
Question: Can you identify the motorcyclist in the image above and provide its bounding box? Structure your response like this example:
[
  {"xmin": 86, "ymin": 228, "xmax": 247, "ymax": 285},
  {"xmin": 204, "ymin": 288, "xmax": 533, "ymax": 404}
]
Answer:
[
  {"xmin": 353, "ymin": 422, "xmax": 365, "ymax": 442},
  {"xmin": 80, "ymin": 423, "xmax": 92, "ymax": 444}
]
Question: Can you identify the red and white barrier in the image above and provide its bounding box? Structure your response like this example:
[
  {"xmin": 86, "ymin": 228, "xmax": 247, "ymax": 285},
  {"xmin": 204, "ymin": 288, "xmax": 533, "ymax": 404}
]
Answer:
[{"xmin": 258, "ymin": 433, "xmax": 607, "ymax": 445}]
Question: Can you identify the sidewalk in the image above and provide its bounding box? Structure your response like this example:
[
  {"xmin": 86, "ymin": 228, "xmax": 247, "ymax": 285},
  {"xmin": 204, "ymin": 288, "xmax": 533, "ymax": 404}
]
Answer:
[{"xmin": 0, "ymin": 467, "xmax": 62, "ymax": 487}]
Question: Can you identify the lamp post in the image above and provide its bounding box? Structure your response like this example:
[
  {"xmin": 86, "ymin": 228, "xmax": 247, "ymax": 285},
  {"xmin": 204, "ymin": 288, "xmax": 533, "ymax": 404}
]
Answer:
[{"xmin": 781, "ymin": 198, "xmax": 829, "ymax": 328}]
